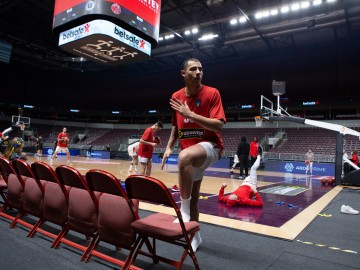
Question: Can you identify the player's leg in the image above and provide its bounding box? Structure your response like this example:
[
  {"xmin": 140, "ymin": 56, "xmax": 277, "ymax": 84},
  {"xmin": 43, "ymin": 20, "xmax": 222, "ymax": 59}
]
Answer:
[
  {"xmin": 249, "ymin": 155, "xmax": 261, "ymax": 181},
  {"xmin": 65, "ymin": 148, "xmax": 71, "ymax": 165},
  {"xmin": 133, "ymin": 155, "xmax": 139, "ymax": 173},
  {"xmin": 128, "ymin": 157, "xmax": 134, "ymax": 173},
  {"xmin": 50, "ymin": 149, "xmax": 59, "ymax": 165},
  {"xmin": 138, "ymin": 156, "xmax": 147, "ymax": 175},
  {"xmin": 145, "ymin": 159, "xmax": 152, "ymax": 176}
]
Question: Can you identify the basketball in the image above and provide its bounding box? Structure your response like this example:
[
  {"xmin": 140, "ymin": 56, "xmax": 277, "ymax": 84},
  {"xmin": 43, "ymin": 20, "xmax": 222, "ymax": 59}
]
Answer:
[
  {"xmin": 328, "ymin": 178, "xmax": 335, "ymax": 185},
  {"xmin": 305, "ymin": 160, "xmax": 310, "ymax": 165},
  {"xmin": 154, "ymin": 136, "xmax": 161, "ymax": 145},
  {"xmin": 321, "ymin": 178, "xmax": 327, "ymax": 185}
]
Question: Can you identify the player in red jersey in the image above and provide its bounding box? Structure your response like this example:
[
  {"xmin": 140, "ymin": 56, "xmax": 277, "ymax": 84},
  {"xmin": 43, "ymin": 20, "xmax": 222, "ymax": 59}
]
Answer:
[
  {"xmin": 161, "ymin": 58, "xmax": 226, "ymax": 252},
  {"xmin": 50, "ymin": 127, "xmax": 71, "ymax": 166},
  {"xmin": 138, "ymin": 121, "xmax": 163, "ymax": 176}
]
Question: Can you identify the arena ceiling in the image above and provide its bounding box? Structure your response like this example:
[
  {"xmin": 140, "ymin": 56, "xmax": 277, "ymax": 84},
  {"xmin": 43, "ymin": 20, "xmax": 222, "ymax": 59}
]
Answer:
[{"xmin": 0, "ymin": 0, "xmax": 360, "ymax": 75}]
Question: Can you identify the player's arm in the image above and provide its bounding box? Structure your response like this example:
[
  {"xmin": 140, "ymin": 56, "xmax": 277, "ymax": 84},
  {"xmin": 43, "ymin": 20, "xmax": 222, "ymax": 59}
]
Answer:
[
  {"xmin": 218, "ymin": 183, "xmax": 227, "ymax": 201},
  {"xmin": 170, "ymin": 97, "xmax": 224, "ymax": 132},
  {"xmin": 140, "ymin": 138, "xmax": 156, "ymax": 146},
  {"xmin": 242, "ymin": 193, "xmax": 264, "ymax": 207},
  {"xmin": 161, "ymin": 126, "xmax": 178, "ymax": 169}
]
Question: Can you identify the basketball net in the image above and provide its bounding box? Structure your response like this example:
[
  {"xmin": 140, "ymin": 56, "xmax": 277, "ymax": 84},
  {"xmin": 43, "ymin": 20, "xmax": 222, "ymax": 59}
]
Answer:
[{"xmin": 254, "ymin": 116, "xmax": 263, "ymax": 127}]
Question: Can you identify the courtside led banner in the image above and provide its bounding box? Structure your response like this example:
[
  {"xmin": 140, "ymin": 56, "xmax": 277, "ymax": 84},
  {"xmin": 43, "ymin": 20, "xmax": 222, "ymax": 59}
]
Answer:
[
  {"xmin": 53, "ymin": 0, "xmax": 161, "ymax": 43},
  {"xmin": 59, "ymin": 19, "xmax": 151, "ymax": 64}
]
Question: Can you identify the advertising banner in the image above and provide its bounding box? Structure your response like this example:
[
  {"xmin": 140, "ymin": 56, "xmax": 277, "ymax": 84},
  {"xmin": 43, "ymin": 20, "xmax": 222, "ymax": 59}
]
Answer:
[{"xmin": 59, "ymin": 19, "xmax": 151, "ymax": 64}]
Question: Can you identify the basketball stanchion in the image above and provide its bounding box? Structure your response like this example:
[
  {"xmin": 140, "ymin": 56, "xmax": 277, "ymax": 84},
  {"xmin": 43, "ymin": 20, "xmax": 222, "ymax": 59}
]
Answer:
[{"xmin": 254, "ymin": 116, "xmax": 263, "ymax": 127}]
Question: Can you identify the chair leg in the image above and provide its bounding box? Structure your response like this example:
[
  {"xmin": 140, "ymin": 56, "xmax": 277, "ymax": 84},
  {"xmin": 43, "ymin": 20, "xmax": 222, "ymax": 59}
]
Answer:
[
  {"xmin": 0, "ymin": 202, "xmax": 8, "ymax": 213},
  {"xmin": 27, "ymin": 217, "xmax": 45, "ymax": 237},
  {"xmin": 185, "ymin": 232, "xmax": 200, "ymax": 270},
  {"xmin": 52, "ymin": 225, "xmax": 70, "ymax": 248},
  {"xmin": 122, "ymin": 236, "xmax": 142, "ymax": 270},
  {"xmin": 81, "ymin": 234, "xmax": 100, "ymax": 262},
  {"xmin": 9, "ymin": 210, "xmax": 25, "ymax": 228},
  {"xmin": 0, "ymin": 191, "xmax": 6, "ymax": 203}
]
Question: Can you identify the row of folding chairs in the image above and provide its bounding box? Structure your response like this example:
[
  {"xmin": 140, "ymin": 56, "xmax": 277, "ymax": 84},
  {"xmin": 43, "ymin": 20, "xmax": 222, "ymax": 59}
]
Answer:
[{"xmin": 0, "ymin": 157, "xmax": 200, "ymax": 270}]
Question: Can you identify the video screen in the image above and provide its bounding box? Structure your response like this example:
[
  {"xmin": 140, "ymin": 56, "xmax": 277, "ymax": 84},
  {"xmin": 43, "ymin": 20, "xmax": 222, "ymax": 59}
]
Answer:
[{"xmin": 53, "ymin": 0, "xmax": 161, "ymax": 44}]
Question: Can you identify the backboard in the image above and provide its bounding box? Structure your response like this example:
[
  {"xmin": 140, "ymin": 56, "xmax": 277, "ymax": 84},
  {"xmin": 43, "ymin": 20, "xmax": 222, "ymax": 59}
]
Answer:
[
  {"xmin": 260, "ymin": 95, "xmax": 292, "ymax": 121},
  {"xmin": 260, "ymin": 95, "xmax": 275, "ymax": 121}
]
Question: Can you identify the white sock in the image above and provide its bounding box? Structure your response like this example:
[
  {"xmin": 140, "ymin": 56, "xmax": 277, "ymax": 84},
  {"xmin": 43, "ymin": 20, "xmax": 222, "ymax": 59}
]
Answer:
[
  {"xmin": 174, "ymin": 196, "xmax": 191, "ymax": 223},
  {"xmin": 191, "ymin": 231, "xmax": 202, "ymax": 252},
  {"xmin": 129, "ymin": 165, "xmax": 133, "ymax": 170}
]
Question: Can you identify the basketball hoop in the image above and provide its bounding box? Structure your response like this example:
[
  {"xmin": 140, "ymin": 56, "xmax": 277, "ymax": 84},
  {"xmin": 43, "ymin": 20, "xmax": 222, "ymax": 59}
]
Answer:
[{"xmin": 254, "ymin": 116, "xmax": 263, "ymax": 127}]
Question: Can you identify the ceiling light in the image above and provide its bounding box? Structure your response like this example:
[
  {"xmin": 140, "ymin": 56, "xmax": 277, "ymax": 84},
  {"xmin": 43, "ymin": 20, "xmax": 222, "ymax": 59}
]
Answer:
[
  {"xmin": 301, "ymin": 1, "xmax": 310, "ymax": 8},
  {"xmin": 184, "ymin": 30, "xmax": 191, "ymax": 35},
  {"xmin": 262, "ymin": 10, "xmax": 270, "ymax": 17},
  {"xmin": 192, "ymin": 28, "xmax": 199, "ymax": 34},
  {"xmin": 198, "ymin": 34, "xmax": 219, "ymax": 41},
  {"xmin": 291, "ymin": 3, "xmax": 300, "ymax": 11},
  {"xmin": 255, "ymin": 12, "xmax": 263, "ymax": 19},
  {"xmin": 230, "ymin": 19, "xmax": 237, "ymax": 25},
  {"xmin": 270, "ymin": 9, "xmax": 279, "ymax": 16},
  {"xmin": 281, "ymin": 6, "xmax": 290, "ymax": 13},
  {"xmin": 239, "ymin": 16, "xmax": 246, "ymax": 23},
  {"xmin": 313, "ymin": 0, "xmax": 322, "ymax": 6}
]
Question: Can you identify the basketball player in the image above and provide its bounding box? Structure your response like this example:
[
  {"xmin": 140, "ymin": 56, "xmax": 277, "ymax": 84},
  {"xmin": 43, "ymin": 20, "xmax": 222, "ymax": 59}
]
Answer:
[
  {"xmin": 219, "ymin": 155, "xmax": 263, "ymax": 207},
  {"xmin": 230, "ymin": 154, "xmax": 239, "ymax": 174},
  {"xmin": 33, "ymin": 136, "xmax": 43, "ymax": 160},
  {"xmin": 138, "ymin": 121, "xmax": 163, "ymax": 176},
  {"xmin": 50, "ymin": 127, "xmax": 71, "ymax": 165},
  {"xmin": 161, "ymin": 58, "xmax": 226, "ymax": 252},
  {"xmin": 304, "ymin": 149, "xmax": 314, "ymax": 174},
  {"xmin": 127, "ymin": 141, "xmax": 140, "ymax": 174}
]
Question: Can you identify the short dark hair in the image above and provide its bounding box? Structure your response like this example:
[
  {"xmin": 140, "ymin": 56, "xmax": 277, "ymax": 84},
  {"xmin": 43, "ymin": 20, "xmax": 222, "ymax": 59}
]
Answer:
[
  {"xmin": 155, "ymin": 121, "xmax": 163, "ymax": 128},
  {"xmin": 181, "ymin": 58, "xmax": 201, "ymax": 70}
]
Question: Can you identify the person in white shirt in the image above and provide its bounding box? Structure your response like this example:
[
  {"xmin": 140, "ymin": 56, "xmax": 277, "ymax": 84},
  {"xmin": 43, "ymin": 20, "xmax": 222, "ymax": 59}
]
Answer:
[
  {"xmin": 304, "ymin": 149, "xmax": 315, "ymax": 174},
  {"xmin": 127, "ymin": 141, "xmax": 140, "ymax": 174}
]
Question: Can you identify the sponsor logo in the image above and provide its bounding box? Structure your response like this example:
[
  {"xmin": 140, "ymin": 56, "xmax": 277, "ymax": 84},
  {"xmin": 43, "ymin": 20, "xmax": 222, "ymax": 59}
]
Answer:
[
  {"xmin": 178, "ymin": 129, "xmax": 204, "ymax": 139},
  {"xmin": 85, "ymin": 0, "xmax": 95, "ymax": 11},
  {"xmin": 114, "ymin": 27, "xmax": 144, "ymax": 47},
  {"xmin": 241, "ymin": 104, "xmax": 254, "ymax": 109},
  {"xmin": 196, "ymin": 99, "xmax": 201, "ymax": 107},
  {"xmin": 47, "ymin": 149, "xmax": 54, "ymax": 155},
  {"xmin": 111, "ymin": 3, "xmax": 121, "ymax": 14},
  {"xmin": 62, "ymin": 25, "xmax": 86, "ymax": 40},
  {"xmin": 285, "ymin": 163, "xmax": 294, "ymax": 172}
]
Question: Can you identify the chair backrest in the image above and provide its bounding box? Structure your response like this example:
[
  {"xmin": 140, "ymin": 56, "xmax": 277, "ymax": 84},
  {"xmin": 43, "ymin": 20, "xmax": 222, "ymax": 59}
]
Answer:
[
  {"xmin": 0, "ymin": 156, "xmax": 19, "ymax": 183},
  {"xmin": 0, "ymin": 157, "xmax": 25, "ymax": 209},
  {"xmin": 31, "ymin": 162, "xmax": 69, "ymax": 225},
  {"xmin": 12, "ymin": 159, "xmax": 45, "ymax": 217},
  {"xmin": 55, "ymin": 165, "xmax": 98, "ymax": 235},
  {"xmin": 125, "ymin": 175, "xmax": 178, "ymax": 209},
  {"xmin": 85, "ymin": 169, "xmax": 139, "ymax": 248},
  {"xmin": 12, "ymin": 159, "xmax": 36, "ymax": 178}
]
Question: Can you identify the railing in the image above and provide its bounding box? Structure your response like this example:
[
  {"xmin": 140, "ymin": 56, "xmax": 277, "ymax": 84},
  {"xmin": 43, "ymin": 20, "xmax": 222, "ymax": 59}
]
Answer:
[{"xmin": 224, "ymin": 150, "xmax": 335, "ymax": 163}]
